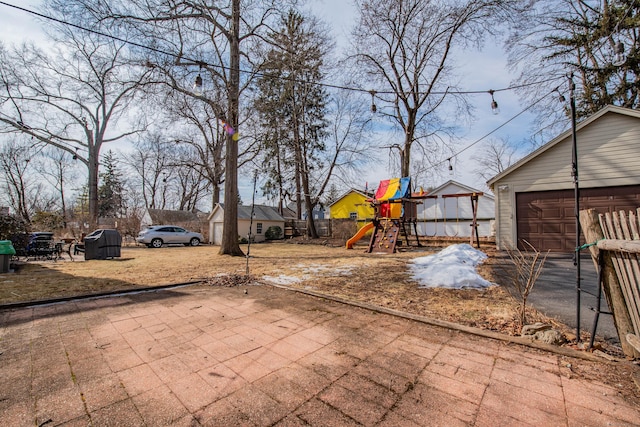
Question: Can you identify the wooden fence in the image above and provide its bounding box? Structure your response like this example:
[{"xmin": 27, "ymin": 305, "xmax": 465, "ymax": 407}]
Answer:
[
  {"xmin": 580, "ymin": 208, "xmax": 640, "ymax": 357},
  {"xmin": 286, "ymin": 219, "xmax": 333, "ymax": 238}
]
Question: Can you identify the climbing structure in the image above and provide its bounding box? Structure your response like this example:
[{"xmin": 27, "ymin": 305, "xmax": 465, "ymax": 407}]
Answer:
[
  {"xmin": 346, "ymin": 177, "xmax": 427, "ymax": 253},
  {"xmin": 345, "ymin": 178, "xmax": 486, "ymax": 252}
]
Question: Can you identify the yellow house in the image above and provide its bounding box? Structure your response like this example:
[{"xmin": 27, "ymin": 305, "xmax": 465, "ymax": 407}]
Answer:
[{"xmin": 329, "ymin": 189, "xmax": 375, "ymax": 223}]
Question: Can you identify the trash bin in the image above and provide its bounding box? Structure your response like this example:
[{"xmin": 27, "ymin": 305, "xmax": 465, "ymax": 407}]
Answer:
[
  {"xmin": 0, "ymin": 240, "xmax": 16, "ymax": 273},
  {"xmin": 83, "ymin": 229, "xmax": 122, "ymax": 260}
]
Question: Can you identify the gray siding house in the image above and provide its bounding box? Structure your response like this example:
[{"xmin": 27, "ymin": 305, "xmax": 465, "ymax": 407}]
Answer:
[
  {"xmin": 488, "ymin": 105, "xmax": 640, "ymax": 252},
  {"xmin": 208, "ymin": 204, "xmax": 285, "ymax": 245}
]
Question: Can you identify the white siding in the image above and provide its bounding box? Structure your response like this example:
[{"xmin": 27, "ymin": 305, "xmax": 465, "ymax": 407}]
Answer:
[
  {"xmin": 208, "ymin": 207, "xmax": 224, "ymax": 244},
  {"xmin": 239, "ymin": 220, "xmax": 284, "ymax": 242},
  {"xmin": 415, "ymin": 181, "xmax": 495, "ymax": 237},
  {"xmin": 415, "ymin": 219, "xmax": 494, "ymax": 238},
  {"xmin": 492, "ymin": 110, "xmax": 640, "ymax": 249}
]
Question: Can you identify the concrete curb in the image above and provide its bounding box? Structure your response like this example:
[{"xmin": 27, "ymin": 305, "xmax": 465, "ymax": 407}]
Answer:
[
  {"xmin": 0, "ymin": 281, "xmax": 202, "ymax": 310},
  {"xmin": 264, "ymin": 282, "xmax": 618, "ymax": 364}
]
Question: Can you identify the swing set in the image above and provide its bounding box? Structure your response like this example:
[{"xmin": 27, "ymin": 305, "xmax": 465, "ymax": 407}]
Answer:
[
  {"xmin": 346, "ymin": 178, "xmax": 484, "ymax": 253},
  {"xmin": 345, "ymin": 177, "xmax": 429, "ymax": 253},
  {"xmin": 423, "ymin": 192, "xmax": 483, "ymax": 247}
]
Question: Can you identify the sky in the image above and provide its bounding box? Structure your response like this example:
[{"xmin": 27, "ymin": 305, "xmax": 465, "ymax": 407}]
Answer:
[
  {"xmin": 0, "ymin": 0, "xmax": 548, "ymax": 206},
  {"xmin": 308, "ymin": 0, "xmax": 542, "ymax": 194}
]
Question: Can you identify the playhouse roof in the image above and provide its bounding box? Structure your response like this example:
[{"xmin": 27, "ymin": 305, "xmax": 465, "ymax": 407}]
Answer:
[
  {"xmin": 328, "ymin": 188, "xmax": 372, "ymax": 207},
  {"xmin": 374, "ymin": 177, "xmax": 411, "ymax": 201}
]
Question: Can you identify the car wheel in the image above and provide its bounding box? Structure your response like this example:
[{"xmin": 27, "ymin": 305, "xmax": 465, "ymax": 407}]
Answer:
[
  {"xmin": 150, "ymin": 238, "xmax": 163, "ymax": 248},
  {"xmin": 189, "ymin": 237, "xmax": 200, "ymax": 246}
]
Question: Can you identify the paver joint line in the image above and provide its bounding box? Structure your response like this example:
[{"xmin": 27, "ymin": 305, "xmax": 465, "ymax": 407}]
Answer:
[{"xmin": 2, "ymin": 280, "xmax": 639, "ymax": 426}]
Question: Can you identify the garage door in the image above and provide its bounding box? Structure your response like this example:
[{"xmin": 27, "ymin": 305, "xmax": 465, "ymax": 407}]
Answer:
[{"xmin": 516, "ymin": 185, "xmax": 640, "ymax": 252}]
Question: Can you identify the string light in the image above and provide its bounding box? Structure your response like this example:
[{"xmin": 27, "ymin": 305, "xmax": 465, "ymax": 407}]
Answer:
[
  {"xmin": 427, "ymin": 86, "xmax": 558, "ymax": 172},
  {"xmin": 0, "ymin": 2, "xmax": 564, "ymax": 100},
  {"xmin": 489, "ymin": 90, "xmax": 499, "ymax": 114},
  {"xmin": 369, "ymin": 90, "xmax": 377, "ymax": 113},
  {"xmin": 612, "ymin": 40, "xmax": 627, "ymax": 67},
  {"xmin": 193, "ymin": 64, "xmax": 203, "ymax": 94}
]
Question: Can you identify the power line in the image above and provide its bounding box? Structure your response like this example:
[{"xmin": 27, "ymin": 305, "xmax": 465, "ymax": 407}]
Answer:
[
  {"xmin": 432, "ymin": 86, "xmax": 557, "ymax": 169},
  {"xmin": 0, "ymin": 1, "xmax": 560, "ymax": 97}
]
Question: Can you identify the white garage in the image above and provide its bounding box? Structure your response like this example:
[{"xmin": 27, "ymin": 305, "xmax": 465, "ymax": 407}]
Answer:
[{"xmin": 488, "ymin": 105, "xmax": 640, "ymax": 253}]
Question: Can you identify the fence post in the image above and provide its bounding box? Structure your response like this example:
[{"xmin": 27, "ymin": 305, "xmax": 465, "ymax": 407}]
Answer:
[{"xmin": 579, "ymin": 209, "xmax": 639, "ymax": 358}]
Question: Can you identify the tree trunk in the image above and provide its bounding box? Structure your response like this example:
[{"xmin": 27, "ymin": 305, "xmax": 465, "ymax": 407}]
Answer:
[
  {"xmin": 88, "ymin": 131, "xmax": 99, "ymax": 229},
  {"xmin": 219, "ymin": 0, "xmax": 244, "ymax": 256},
  {"xmin": 211, "ymin": 181, "xmax": 220, "ymax": 211},
  {"xmin": 401, "ymin": 110, "xmax": 415, "ymax": 178},
  {"xmin": 59, "ymin": 166, "xmax": 67, "ymax": 228},
  {"xmin": 302, "ymin": 174, "xmax": 318, "ymax": 238}
]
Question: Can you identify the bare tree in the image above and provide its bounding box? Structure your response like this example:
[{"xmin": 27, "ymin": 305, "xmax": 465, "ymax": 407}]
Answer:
[
  {"xmin": 351, "ymin": 0, "xmax": 517, "ymax": 177},
  {"xmin": 0, "ymin": 5, "xmax": 151, "ymax": 227},
  {"xmin": 169, "ymin": 145, "xmax": 211, "ymax": 211},
  {"xmin": 95, "ymin": 0, "xmax": 283, "ymax": 256},
  {"xmin": 472, "ymin": 137, "xmax": 520, "ymax": 187},
  {"xmin": 506, "ymin": 0, "xmax": 640, "ymax": 136},
  {"xmin": 501, "ymin": 240, "xmax": 549, "ymax": 330},
  {"xmin": 318, "ymin": 89, "xmax": 374, "ymax": 200},
  {"xmin": 125, "ymin": 133, "xmax": 212, "ymax": 212},
  {"xmin": 125, "ymin": 133, "xmax": 175, "ymax": 210},
  {"xmin": 164, "ymin": 94, "xmax": 227, "ymax": 210},
  {"xmin": 35, "ymin": 147, "xmax": 79, "ymax": 227},
  {"xmin": 0, "ymin": 138, "xmax": 46, "ymax": 223}
]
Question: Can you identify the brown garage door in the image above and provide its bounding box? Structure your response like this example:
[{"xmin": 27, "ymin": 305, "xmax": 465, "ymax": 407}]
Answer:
[{"xmin": 516, "ymin": 185, "xmax": 640, "ymax": 252}]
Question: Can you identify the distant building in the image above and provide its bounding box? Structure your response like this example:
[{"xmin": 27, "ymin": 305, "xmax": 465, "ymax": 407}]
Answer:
[
  {"xmin": 328, "ymin": 189, "xmax": 375, "ymax": 225},
  {"xmin": 208, "ymin": 204, "xmax": 285, "ymax": 244},
  {"xmin": 286, "ymin": 202, "xmax": 326, "ymax": 220},
  {"xmin": 416, "ymin": 180, "xmax": 495, "ymax": 238}
]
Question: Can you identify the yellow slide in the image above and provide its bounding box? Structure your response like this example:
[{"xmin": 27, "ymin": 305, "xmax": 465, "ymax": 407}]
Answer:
[{"xmin": 346, "ymin": 222, "xmax": 374, "ymax": 249}]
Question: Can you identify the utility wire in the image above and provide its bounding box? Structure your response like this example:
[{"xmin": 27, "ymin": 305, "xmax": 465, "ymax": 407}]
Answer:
[
  {"xmin": 432, "ymin": 86, "xmax": 557, "ymax": 169},
  {"xmin": 0, "ymin": 1, "xmax": 561, "ymax": 97}
]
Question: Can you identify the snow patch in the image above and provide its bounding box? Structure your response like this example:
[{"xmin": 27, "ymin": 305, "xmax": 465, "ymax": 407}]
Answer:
[
  {"xmin": 409, "ymin": 244, "xmax": 493, "ymax": 289},
  {"xmin": 262, "ymin": 275, "xmax": 304, "ymax": 285}
]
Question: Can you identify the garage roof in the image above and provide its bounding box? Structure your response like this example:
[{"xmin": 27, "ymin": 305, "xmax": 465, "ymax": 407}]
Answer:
[
  {"xmin": 487, "ymin": 105, "xmax": 640, "ymax": 187},
  {"xmin": 213, "ymin": 203, "xmax": 284, "ymax": 221}
]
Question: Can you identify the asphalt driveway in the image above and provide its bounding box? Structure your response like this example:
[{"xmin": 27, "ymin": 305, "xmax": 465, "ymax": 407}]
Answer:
[{"xmin": 530, "ymin": 253, "xmax": 618, "ymax": 341}]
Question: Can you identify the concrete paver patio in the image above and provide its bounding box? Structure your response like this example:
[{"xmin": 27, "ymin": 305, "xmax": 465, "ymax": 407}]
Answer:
[{"xmin": 0, "ymin": 284, "xmax": 638, "ymax": 426}]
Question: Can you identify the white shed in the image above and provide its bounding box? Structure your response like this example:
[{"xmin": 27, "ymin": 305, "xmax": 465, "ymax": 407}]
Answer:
[
  {"xmin": 416, "ymin": 180, "xmax": 495, "ymax": 238},
  {"xmin": 208, "ymin": 203, "xmax": 285, "ymax": 245}
]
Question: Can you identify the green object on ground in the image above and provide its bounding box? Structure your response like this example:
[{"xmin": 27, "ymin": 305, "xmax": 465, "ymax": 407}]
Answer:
[{"xmin": 0, "ymin": 240, "xmax": 16, "ymax": 255}]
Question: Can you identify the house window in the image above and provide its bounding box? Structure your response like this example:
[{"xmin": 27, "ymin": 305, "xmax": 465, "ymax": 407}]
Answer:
[
  {"xmin": 349, "ymin": 212, "xmax": 357, "ymax": 220},
  {"xmin": 256, "ymin": 223, "xmax": 263, "ymax": 234}
]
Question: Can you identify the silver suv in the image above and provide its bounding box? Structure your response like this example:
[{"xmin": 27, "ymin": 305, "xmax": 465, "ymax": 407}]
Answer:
[{"xmin": 136, "ymin": 225, "xmax": 203, "ymax": 248}]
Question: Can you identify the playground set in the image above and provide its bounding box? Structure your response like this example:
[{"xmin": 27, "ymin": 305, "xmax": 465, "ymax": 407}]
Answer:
[{"xmin": 346, "ymin": 177, "xmax": 483, "ymax": 253}]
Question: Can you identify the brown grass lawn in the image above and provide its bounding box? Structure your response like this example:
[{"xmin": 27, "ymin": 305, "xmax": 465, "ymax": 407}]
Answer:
[{"xmin": 1, "ymin": 241, "xmax": 547, "ymax": 336}]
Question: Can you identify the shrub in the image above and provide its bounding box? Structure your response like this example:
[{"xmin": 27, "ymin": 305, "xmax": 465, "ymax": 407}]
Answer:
[
  {"xmin": 31, "ymin": 211, "xmax": 64, "ymax": 231},
  {"xmin": 265, "ymin": 226, "xmax": 283, "ymax": 240},
  {"xmin": 0, "ymin": 213, "xmax": 29, "ymax": 253}
]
